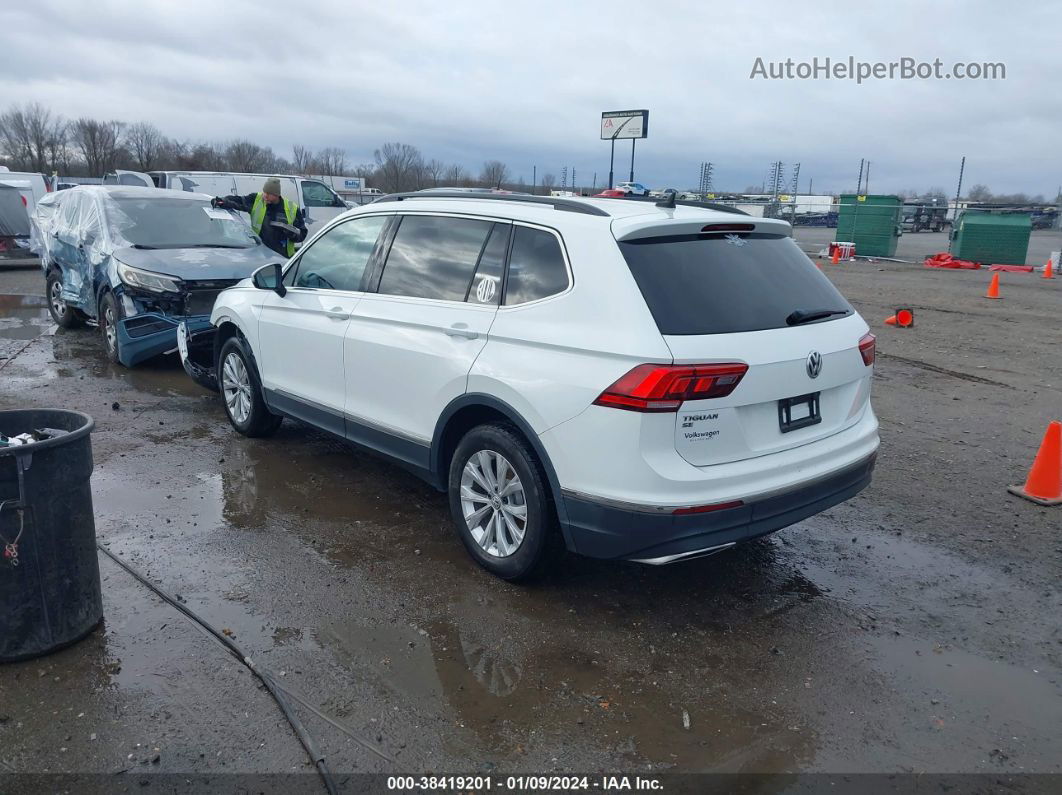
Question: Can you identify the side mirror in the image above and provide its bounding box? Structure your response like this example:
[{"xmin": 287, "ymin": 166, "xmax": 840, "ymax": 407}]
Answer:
[{"xmin": 252, "ymin": 263, "xmax": 287, "ymax": 297}]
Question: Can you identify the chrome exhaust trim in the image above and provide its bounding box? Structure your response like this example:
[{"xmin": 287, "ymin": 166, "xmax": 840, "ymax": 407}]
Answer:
[{"xmin": 630, "ymin": 542, "xmax": 736, "ymax": 566}]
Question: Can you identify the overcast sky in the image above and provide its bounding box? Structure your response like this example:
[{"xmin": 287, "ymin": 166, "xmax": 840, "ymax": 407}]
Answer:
[{"xmin": 3, "ymin": 1, "xmax": 1059, "ymax": 195}]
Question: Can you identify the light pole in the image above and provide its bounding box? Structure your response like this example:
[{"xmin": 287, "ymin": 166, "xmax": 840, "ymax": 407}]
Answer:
[{"xmin": 607, "ymin": 116, "xmax": 637, "ymax": 189}]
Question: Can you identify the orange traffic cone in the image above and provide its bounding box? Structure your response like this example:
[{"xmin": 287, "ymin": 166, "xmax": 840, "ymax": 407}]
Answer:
[
  {"xmin": 831, "ymin": 248, "xmax": 840, "ymax": 265},
  {"xmin": 985, "ymin": 272, "xmax": 1002, "ymax": 299},
  {"xmin": 1007, "ymin": 421, "xmax": 1062, "ymax": 505},
  {"xmin": 1043, "ymin": 259, "xmax": 1055, "ymax": 279},
  {"xmin": 885, "ymin": 308, "xmax": 914, "ymax": 327}
]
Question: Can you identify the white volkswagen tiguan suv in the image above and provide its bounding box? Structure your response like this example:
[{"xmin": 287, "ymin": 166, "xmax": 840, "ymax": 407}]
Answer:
[{"xmin": 180, "ymin": 192, "xmax": 878, "ymax": 580}]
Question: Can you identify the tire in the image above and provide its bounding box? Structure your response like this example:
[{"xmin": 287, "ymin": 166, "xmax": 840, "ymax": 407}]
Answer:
[
  {"xmin": 46, "ymin": 269, "xmax": 84, "ymax": 328},
  {"xmin": 217, "ymin": 335, "xmax": 282, "ymax": 437},
  {"xmin": 98, "ymin": 291, "xmax": 122, "ymax": 364},
  {"xmin": 448, "ymin": 423, "xmax": 558, "ymax": 581}
]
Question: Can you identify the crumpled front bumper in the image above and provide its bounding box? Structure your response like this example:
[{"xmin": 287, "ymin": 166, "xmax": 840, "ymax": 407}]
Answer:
[
  {"xmin": 116, "ymin": 313, "xmax": 214, "ymax": 368},
  {"xmin": 176, "ymin": 322, "xmax": 219, "ymax": 391}
]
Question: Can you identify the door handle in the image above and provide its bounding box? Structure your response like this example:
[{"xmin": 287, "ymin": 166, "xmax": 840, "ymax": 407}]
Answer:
[
  {"xmin": 324, "ymin": 306, "xmax": 350, "ymax": 320},
  {"xmin": 445, "ymin": 323, "xmax": 479, "ymax": 340}
]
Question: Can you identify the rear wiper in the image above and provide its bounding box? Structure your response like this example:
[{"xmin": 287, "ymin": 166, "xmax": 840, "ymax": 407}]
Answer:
[
  {"xmin": 131, "ymin": 244, "xmax": 158, "ymax": 250},
  {"xmin": 786, "ymin": 308, "xmax": 849, "ymax": 326}
]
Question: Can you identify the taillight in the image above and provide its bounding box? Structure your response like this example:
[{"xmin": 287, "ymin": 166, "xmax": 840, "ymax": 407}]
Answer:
[
  {"xmin": 858, "ymin": 333, "xmax": 876, "ymax": 366},
  {"xmin": 594, "ymin": 363, "xmax": 749, "ymax": 412}
]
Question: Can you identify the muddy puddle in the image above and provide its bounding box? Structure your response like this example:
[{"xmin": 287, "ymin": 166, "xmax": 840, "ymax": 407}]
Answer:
[
  {"xmin": 16, "ymin": 335, "xmax": 1046, "ymax": 775},
  {"xmin": 0, "ymin": 293, "xmax": 52, "ymax": 341},
  {"xmin": 85, "ymin": 415, "xmax": 1062, "ymax": 772}
]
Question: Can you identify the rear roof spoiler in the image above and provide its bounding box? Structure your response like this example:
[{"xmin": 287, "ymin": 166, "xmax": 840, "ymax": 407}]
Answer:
[{"xmin": 612, "ymin": 215, "xmax": 792, "ymax": 242}]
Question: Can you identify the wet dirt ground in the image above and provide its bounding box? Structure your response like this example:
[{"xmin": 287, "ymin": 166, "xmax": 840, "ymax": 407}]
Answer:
[{"xmin": 0, "ymin": 252, "xmax": 1059, "ymax": 786}]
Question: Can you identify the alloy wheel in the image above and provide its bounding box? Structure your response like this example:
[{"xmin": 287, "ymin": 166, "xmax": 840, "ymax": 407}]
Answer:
[
  {"xmin": 103, "ymin": 305, "xmax": 117, "ymax": 353},
  {"xmin": 221, "ymin": 352, "xmax": 253, "ymax": 425},
  {"xmin": 49, "ymin": 280, "xmax": 65, "ymax": 319},
  {"xmin": 460, "ymin": 450, "xmax": 528, "ymax": 558}
]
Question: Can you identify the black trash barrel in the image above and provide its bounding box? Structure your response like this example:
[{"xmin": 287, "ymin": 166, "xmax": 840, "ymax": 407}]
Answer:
[{"xmin": 0, "ymin": 409, "xmax": 101, "ymax": 662}]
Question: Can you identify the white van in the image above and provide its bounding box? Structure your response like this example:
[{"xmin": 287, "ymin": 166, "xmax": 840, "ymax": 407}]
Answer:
[
  {"xmin": 0, "ymin": 169, "xmax": 49, "ymax": 217},
  {"xmin": 147, "ymin": 171, "xmax": 349, "ymax": 234}
]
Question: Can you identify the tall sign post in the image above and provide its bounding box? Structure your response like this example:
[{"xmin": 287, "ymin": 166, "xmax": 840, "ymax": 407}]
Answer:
[{"xmin": 601, "ymin": 110, "xmax": 649, "ymax": 189}]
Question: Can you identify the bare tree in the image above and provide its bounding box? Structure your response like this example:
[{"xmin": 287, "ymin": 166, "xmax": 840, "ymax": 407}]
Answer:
[
  {"xmin": 373, "ymin": 142, "xmax": 424, "ymax": 193},
  {"xmin": 348, "ymin": 162, "xmax": 377, "ymax": 188},
  {"xmin": 46, "ymin": 119, "xmax": 71, "ymax": 174},
  {"xmin": 442, "ymin": 163, "xmax": 468, "ymax": 186},
  {"xmin": 71, "ymin": 118, "xmax": 124, "ymax": 176},
  {"xmin": 181, "ymin": 142, "xmax": 225, "ymax": 171},
  {"xmin": 313, "ymin": 147, "xmax": 347, "ymax": 176},
  {"xmin": 125, "ymin": 122, "xmax": 165, "ymax": 171},
  {"xmin": 224, "ymin": 139, "xmax": 277, "ymax": 172},
  {"xmin": 291, "ymin": 144, "xmax": 313, "ymax": 174},
  {"xmin": 425, "ymin": 158, "xmax": 444, "ymax": 187},
  {"xmin": 480, "ymin": 160, "xmax": 509, "ymax": 189},
  {"xmin": 541, "ymin": 172, "xmax": 556, "ymax": 191},
  {"xmin": 0, "ymin": 102, "xmax": 67, "ymax": 173},
  {"xmin": 966, "ymin": 184, "xmax": 992, "ymax": 201}
]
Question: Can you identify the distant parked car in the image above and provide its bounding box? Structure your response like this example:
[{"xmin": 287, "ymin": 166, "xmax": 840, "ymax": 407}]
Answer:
[
  {"xmin": 30, "ymin": 186, "xmax": 279, "ymax": 367},
  {"xmin": 616, "ymin": 181, "xmax": 650, "ymax": 196},
  {"xmin": 0, "ymin": 170, "xmax": 49, "ymax": 225},
  {"xmin": 593, "ymin": 189, "xmax": 627, "ymax": 198}
]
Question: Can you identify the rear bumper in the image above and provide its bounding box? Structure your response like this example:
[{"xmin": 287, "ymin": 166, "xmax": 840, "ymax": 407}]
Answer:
[
  {"xmin": 561, "ymin": 453, "xmax": 875, "ymax": 561},
  {"xmin": 116, "ymin": 313, "xmax": 211, "ymax": 367}
]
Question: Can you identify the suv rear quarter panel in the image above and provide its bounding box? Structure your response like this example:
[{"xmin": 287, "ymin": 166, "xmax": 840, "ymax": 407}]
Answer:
[{"xmin": 468, "ymin": 217, "xmax": 671, "ymax": 434}]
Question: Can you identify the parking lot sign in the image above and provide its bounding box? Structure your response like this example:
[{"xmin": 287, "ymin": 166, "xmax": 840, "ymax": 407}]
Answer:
[{"xmin": 600, "ymin": 110, "xmax": 649, "ymax": 140}]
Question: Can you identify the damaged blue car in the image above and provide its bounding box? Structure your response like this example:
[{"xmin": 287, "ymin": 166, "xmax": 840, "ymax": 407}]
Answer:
[{"xmin": 30, "ymin": 186, "xmax": 281, "ymax": 366}]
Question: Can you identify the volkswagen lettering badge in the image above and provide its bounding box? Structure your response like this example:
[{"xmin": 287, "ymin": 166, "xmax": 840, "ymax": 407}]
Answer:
[{"xmin": 806, "ymin": 351, "xmax": 823, "ymax": 379}]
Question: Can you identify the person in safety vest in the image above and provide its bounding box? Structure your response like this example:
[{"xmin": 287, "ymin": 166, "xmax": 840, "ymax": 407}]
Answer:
[{"xmin": 212, "ymin": 178, "xmax": 307, "ymax": 258}]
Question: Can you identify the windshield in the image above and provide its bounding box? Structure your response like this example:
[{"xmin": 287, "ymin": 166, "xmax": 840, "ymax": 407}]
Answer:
[
  {"xmin": 106, "ymin": 197, "xmax": 257, "ymax": 249},
  {"xmin": 619, "ymin": 232, "xmax": 852, "ymax": 335}
]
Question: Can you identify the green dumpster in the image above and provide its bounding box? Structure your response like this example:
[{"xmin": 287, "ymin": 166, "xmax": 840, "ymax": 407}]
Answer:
[
  {"xmin": 837, "ymin": 194, "xmax": 903, "ymax": 257},
  {"xmin": 952, "ymin": 211, "xmax": 1031, "ymax": 265}
]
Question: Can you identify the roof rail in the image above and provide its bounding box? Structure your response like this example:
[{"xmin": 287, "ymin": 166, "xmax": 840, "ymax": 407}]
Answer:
[
  {"xmin": 371, "ymin": 191, "xmax": 610, "ymax": 217},
  {"xmin": 616, "ymin": 195, "xmax": 750, "ymax": 216}
]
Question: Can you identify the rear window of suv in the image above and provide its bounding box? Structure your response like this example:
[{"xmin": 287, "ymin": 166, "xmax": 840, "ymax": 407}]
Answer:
[{"xmin": 618, "ymin": 232, "xmax": 852, "ymax": 335}]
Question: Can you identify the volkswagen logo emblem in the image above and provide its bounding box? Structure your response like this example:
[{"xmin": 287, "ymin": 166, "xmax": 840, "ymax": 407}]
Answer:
[{"xmin": 806, "ymin": 351, "xmax": 823, "ymax": 379}]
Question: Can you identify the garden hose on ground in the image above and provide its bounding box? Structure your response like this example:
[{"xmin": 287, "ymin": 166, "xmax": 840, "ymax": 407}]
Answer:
[{"xmin": 96, "ymin": 542, "xmax": 340, "ymax": 795}]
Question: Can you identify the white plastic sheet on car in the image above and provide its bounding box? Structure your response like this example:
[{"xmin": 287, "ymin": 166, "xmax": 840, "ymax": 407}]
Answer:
[{"xmin": 30, "ymin": 188, "xmax": 144, "ymax": 310}]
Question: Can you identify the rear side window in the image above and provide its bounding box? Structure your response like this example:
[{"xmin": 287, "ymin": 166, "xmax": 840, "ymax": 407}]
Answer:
[
  {"xmin": 504, "ymin": 226, "xmax": 569, "ymax": 305},
  {"xmin": 618, "ymin": 233, "xmax": 852, "ymax": 335},
  {"xmin": 378, "ymin": 215, "xmax": 493, "ymax": 301}
]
